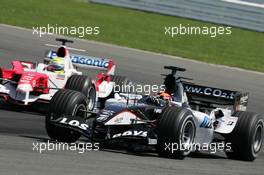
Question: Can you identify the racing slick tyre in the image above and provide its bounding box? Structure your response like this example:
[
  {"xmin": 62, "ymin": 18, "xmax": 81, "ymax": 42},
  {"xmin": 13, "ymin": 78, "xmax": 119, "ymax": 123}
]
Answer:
[
  {"xmin": 225, "ymin": 111, "xmax": 263, "ymax": 161},
  {"xmin": 45, "ymin": 89, "xmax": 88, "ymax": 143},
  {"xmin": 156, "ymin": 106, "xmax": 196, "ymax": 159},
  {"xmin": 65, "ymin": 75, "xmax": 96, "ymax": 111}
]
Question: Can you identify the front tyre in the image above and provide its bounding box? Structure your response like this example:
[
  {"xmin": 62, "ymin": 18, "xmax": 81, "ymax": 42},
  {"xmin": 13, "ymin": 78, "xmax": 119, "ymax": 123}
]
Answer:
[
  {"xmin": 225, "ymin": 111, "xmax": 263, "ymax": 161},
  {"xmin": 65, "ymin": 75, "xmax": 96, "ymax": 111},
  {"xmin": 156, "ymin": 106, "xmax": 196, "ymax": 159},
  {"xmin": 45, "ymin": 89, "xmax": 88, "ymax": 143}
]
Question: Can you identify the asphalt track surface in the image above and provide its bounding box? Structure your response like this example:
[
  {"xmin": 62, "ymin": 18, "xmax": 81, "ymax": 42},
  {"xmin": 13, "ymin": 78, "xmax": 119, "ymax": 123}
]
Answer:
[{"xmin": 0, "ymin": 24, "xmax": 263, "ymax": 175}]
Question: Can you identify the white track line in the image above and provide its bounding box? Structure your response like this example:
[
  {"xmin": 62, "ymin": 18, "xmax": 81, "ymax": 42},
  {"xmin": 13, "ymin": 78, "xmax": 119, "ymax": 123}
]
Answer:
[{"xmin": 222, "ymin": 0, "xmax": 264, "ymax": 8}]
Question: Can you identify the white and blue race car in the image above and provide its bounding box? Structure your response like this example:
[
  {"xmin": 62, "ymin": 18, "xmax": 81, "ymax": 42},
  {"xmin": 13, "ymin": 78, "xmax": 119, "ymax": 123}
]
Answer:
[{"xmin": 45, "ymin": 66, "xmax": 263, "ymax": 161}]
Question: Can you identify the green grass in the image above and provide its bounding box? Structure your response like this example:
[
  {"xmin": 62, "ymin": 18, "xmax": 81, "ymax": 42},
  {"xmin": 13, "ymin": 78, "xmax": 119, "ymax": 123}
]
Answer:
[{"xmin": 0, "ymin": 0, "xmax": 263, "ymax": 71}]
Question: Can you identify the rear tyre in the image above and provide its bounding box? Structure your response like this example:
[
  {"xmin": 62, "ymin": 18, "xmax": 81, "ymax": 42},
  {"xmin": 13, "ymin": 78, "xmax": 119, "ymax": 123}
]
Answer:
[
  {"xmin": 65, "ymin": 75, "xmax": 96, "ymax": 111},
  {"xmin": 225, "ymin": 111, "xmax": 263, "ymax": 161},
  {"xmin": 156, "ymin": 106, "xmax": 196, "ymax": 159},
  {"xmin": 45, "ymin": 89, "xmax": 87, "ymax": 143}
]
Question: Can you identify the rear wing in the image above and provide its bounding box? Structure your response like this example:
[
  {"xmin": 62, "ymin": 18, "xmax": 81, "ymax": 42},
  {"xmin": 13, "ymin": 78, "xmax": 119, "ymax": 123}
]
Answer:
[
  {"xmin": 44, "ymin": 50, "xmax": 115, "ymax": 75},
  {"xmin": 182, "ymin": 82, "xmax": 249, "ymax": 111}
]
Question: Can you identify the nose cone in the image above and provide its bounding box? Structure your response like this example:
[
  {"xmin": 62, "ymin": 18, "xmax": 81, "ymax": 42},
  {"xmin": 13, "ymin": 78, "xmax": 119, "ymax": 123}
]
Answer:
[{"xmin": 17, "ymin": 84, "xmax": 33, "ymax": 92}]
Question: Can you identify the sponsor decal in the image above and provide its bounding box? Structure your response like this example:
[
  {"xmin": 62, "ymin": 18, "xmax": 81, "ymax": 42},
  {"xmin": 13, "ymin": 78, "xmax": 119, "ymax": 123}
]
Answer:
[
  {"xmin": 47, "ymin": 51, "xmax": 109, "ymax": 68},
  {"xmin": 113, "ymin": 117, "xmax": 123, "ymax": 124},
  {"xmin": 20, "ymin": 74, "xmax": 35, "ymax": 84},
  {"xmin": 112, "ymin": 130, "xmax": 148, "ymax": 138},
  {"xmin": 56, "ymin": 74, "xmax": 65, "ymax": 80},
  {"xmin": 97, "ymin": 110, "xmax": 115, "ymax": 122},
  {"xmin": 184, "ymin": 84, "xmax": 235, "ymax": 100},
  {"xmin": 200, "ymin": 116, "xmax": 212, "ymax": 128},
  {"xmin": 59, "ymin": 117, "xmax": 89, "ymax": 130}
]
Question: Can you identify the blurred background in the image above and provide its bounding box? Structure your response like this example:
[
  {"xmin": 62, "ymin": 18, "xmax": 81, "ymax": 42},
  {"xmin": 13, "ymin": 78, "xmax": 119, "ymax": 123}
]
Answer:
[
  {"xmin": 0, "ymin": 0, "xmax": 263, "ymax": 71},
  {"xmin": 90, "ymin": 0, "xmax": 264, "ymax": 32}
]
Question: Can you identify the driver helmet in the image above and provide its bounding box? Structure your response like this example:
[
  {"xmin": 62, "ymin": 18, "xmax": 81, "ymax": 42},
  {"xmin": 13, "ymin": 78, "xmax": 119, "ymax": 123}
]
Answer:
[
  {"xmin": 158, "ymin": 92, "xmax": 172, "ymax": 101},
  {"xmin": 47, "ymin": 57, "xmax": 65, "ymax": 74}
]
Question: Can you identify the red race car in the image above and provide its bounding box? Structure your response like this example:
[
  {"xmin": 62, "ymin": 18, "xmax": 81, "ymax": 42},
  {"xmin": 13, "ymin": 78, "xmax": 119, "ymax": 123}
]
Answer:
[{"xmin": 0, "ymin": 38, "xmax": 130, "ymax": 111}]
